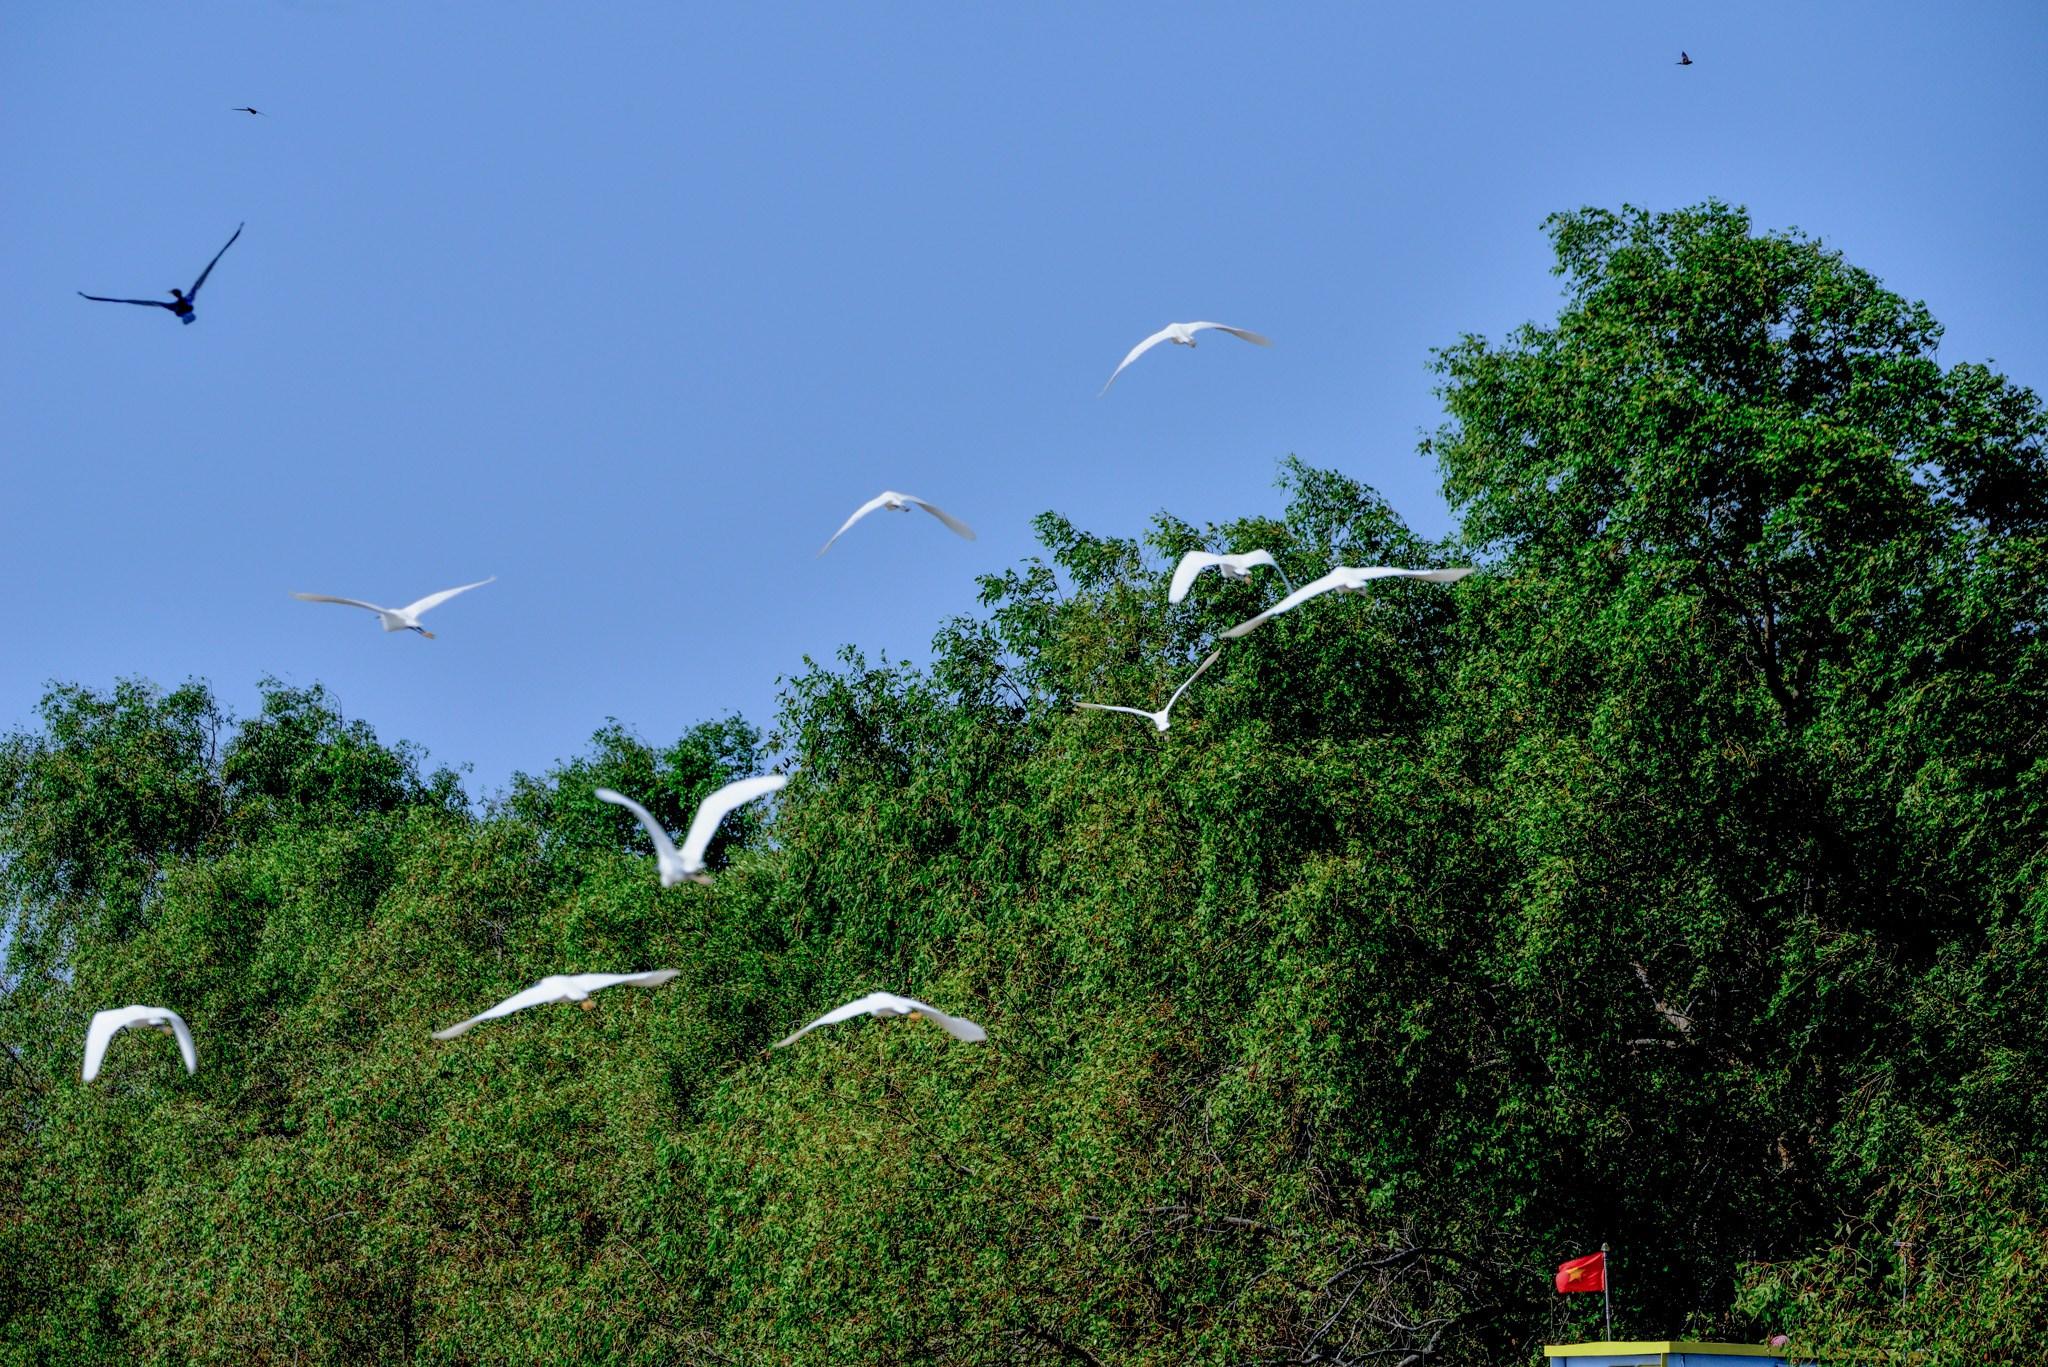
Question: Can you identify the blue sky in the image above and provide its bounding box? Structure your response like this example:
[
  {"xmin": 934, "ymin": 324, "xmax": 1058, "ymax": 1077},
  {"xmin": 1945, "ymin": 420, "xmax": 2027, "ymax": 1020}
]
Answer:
[{"xmin": 4, "ymin": 3, "xmax": 2043, "ymax": 793}]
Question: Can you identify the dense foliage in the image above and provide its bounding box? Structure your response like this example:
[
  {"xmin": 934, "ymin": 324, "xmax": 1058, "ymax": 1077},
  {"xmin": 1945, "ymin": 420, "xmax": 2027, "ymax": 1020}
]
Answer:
[{"xmin": 3, "ymin": 202, "xmax": 2043, "ymax": 1365}]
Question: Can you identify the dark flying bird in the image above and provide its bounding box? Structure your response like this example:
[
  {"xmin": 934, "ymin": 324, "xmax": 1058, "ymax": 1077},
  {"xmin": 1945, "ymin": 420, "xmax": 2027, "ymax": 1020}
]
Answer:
[
  {"xmin": 78, "ymin": 223, "xmax": 244, "ymax": 326},
  {"xmin": 1677, "ymin": 51, "xmax": 1693, "ymax": 66},
  {"xmin": 231, "ymin": 106, "xmax": 263, "ymax": 115}
]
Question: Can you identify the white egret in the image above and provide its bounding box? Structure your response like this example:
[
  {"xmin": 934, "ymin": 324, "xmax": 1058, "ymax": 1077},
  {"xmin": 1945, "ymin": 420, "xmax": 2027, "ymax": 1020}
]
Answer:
[
  {"xmin": 291, "ymin": 577, "xmax": 494, "ymax": 637},
  {"xmin": 595, "ymin": 775, "xmax": 788, "ymax": 886},
  {"xmin": 1075, "ymin": 650, "xmax": 1222, "ymax": 733},
  {"xmin": 82, "ymin": 1005, "xmax": 196, "ymax": 1082},
  {"xmin": 817, "ymin": 492, "xmax": 975, "ymax": 556},
  {"xmin": 1100, "ymin": 321, "xmax": 1271, "ymax": 395},
  {"xmin": 1168, "ymin": 550, "xmax": 1294, "ymax": 604},
  {"xmin": 1222, "ymin": 566, "xmax": 1474, "ymax": 640},
  {"xmin": 431, "ymin": 971, "xmax": 680, "ymax": 1041},
  {"xmin": 775, "ymin": 991, "xmax": 986, "ymax": 1048}
]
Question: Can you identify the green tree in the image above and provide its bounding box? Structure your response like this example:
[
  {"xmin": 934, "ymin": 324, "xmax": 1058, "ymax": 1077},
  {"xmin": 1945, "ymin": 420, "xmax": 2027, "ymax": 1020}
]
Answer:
[
  {"xmin": 1425, "ymin": 200, "xmax": 2048, "ymax": 1351},
  {"xmin": 1, "ymin": 202, "xmax": 2042, "ymax": 1365}
]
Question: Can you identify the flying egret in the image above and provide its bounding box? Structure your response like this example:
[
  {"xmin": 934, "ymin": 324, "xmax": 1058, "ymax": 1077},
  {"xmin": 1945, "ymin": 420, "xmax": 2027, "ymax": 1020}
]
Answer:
[
  {"xmin": 775, "ymin": 991, "xmax": 986, "ymax": 1048},
  {"xmin": 1100, "ymin": 321, "xmax": 1271, "ymax": 394},
  {"xmin": 431, "ymin": 971, "xmax": 680, "ymax": 1040},
  {"xmin": 595, "ymin": 775, "xmax": 789, "ymax": 886},
  {"xmin": 291, "ymin": 577, "xmax": 494, "ymax": 637},
  {"xmin": 1168, "ymin": 550, "xmax": 1294, "ymax": 604},
  {"xmin": 231, "ymin": 106, "xmax": 264, "ymax": 115},
  {"xmin": 1222, "ymin": 566, "xmax": 1474, "ymax": 640},
  {"xmin": 818, "ymin": 492, "xmax": 975, "ymax": 556},
  {"xmin": 1075, "ymin": 650, "xmax": 1222, "ymax": 733},
  {"xmin": 78, "ymin": 222, "xmax": 244, "ymax": 326},
  {"xmin": 82, "ymin": 1005, "xmax": 196, "ymax": 1082}
]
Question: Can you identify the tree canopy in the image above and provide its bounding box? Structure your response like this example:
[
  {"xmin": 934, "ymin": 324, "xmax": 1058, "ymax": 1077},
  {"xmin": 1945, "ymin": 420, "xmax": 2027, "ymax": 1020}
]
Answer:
[{"xmin": 3, "ymin": 201, "xmax": 2043, "ymax": 1365}]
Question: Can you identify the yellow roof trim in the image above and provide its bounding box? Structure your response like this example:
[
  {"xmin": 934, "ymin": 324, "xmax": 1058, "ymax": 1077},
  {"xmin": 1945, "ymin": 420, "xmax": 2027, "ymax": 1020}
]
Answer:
[{"xmin": 1545, "ymin": 1344, "xmax": 1789, "ymax": 1358}]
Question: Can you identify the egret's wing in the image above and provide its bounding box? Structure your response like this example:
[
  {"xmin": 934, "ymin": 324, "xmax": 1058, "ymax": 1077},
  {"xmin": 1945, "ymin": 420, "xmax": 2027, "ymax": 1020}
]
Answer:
[
  {"xmin": 1100, "ymin": 326, "xmax": 1176, "ymax": 395},
  {"xmin": 81, "ymin": 1009, "xmax": 137, "ymax": 1082},
  {"xmin": 567, "ymin": 970, "xmax": 681, "ymax": 996},
  {"xmin": 906, "ymin": 498, "xmax": 976, "ymax": 542},
  {"xmin": 817, "ymin": 493, "xmax": 896, "ymax": 556},
  {"xmin": 186, "ymin": 222, "xmax": 243, "ymax": 299},
  {"xmin": 400, "ymin": 577, "xmax": 494, "ymax": 617},
  {"xmin": 1168, "ymin": 552, "xmax": 1224, "ymax": 604},
  {"xmin": 1162, "ymin": 650, "xmax": 1222, "ymax": 714},
  {"xmin": 774, "ymin": 992, "xmax": 912, "ymax": 1048},
  {"xmin": 164, "ymin": 1010, "xmax": 198, "ymax": 1074},
  {"xmin": 593, "ymin": 788, "xmax": 683, "ymax": 864},
  {"xmin": 1186, "ymin": 322, "xmax": 1273, "ymax": 346},
  {"xmin": 431, "ymin": 982, "xmax": 554, "ymax": 1041},
  {"xmin": 678, "ymin": 774, "xmax": 788, "ymax": 870},
  {"xmin": 292, "ymin": 593, "xmax": 390, "ymax": 614},
  {"xmin": 1221, "ymin": 569, "xmax": 1349, "ymax": 640},
  {"xmin": 919, "ymin": 1002, "xmax": 988, "ymax": 1043},
  {"xmin": 78, "ymin": 292, "xmax": 174, "ymax": 309},
  {"xmin": 1075, "ymin": 703, "xmax": 1160, "ymax": 723},
  {"xmin": 1335, "ymin": 566, "xmax": 1477, "ymax": 589}
]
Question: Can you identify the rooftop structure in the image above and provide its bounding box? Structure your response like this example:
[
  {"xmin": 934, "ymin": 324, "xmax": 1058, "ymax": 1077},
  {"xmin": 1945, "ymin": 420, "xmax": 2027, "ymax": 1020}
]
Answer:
[{"xmin": 1544, "ymin": 1343, "xmax": 1820, "ymax": 1366}]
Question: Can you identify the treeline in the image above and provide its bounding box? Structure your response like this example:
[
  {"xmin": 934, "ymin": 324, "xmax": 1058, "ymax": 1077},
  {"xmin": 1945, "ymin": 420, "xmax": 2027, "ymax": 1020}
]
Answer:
[{"xmin": 2, "ymin": 202, "xmax": 2043, "ymax": 1364}]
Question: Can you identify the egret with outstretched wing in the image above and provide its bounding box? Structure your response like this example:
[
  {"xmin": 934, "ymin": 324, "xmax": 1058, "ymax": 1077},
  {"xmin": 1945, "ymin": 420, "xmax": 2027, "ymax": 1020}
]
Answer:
[
  {"xmin": 596, "ymin": 774, "xmax": 789, "ymax": 886},
  {"xmin": 1101, "ymin": 321, "xmax": 1271, "ymax": 394},
  {"xmin": 775, "ymin": 992, "xmax": 986, "ymax": 1047},
  {"xmin": 1223, "ymin": 566, "xmax": 1474, "ymax": 640},
  {"xmin": 818, "ymin": 492, "xmax": 975, "ymax": 556},
  {"xmin": 1076, "ymin": 650, "xmax": 1222, "ymax": 733},
  {"xmin": 1168, "ymin": 550, "xmax": 1293, "ymax": 604},
  {"xmin": 432, "ymin": 972, "xmax": 680, "ymax": 1040},
  {"xmin": 82, "ymin": 1005, "xmax": 197, "ymax": 1082},
  {"xmin": 292, "ymin": 577, "xmax": 494, "ymax": 637}
]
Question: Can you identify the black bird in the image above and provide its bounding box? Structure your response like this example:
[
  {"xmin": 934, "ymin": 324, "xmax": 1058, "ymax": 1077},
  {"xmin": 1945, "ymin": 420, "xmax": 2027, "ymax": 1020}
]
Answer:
[
  {"xmin": 78, "ymin": 223, "xmax": 244, "ymax": 326},
  {"xmin": 231, "ymin": 106, "xmax": 263, "ymax": 115},
  {"xmin": 1677, "ymin": 51, "xmax": 1693, "ymax": 65}
]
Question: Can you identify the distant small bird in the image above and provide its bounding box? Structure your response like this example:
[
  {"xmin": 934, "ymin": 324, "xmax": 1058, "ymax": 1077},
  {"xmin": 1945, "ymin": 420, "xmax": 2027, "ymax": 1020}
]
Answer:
[
  {"xmin": 1222, "ymin": 566, "xmax": 1475, "ymax": 639},
  {"xmin": 78, "ymin": 222, "xmax": 244, "ymax": 326},
  {"xmin": 231, "ymin": 106, "xmax": 263, "ymax": 115},
  {"xmin": 431, "ymin": 972, "xmax": 680, "ymax": 1040},
  {"xmin": 1101, "ymin": 321, "xmax": 1271, "ymax": 394},
  {"xmin": 1168, "ymin": 549, "xmax": 1293, "ymax": 604},
  {"xmin": 818, "ymin": 491, "xmax": 975, "ymax": 556},
  {"xmin": 82, "ymin": 1005, "xmax": 196, "ymax": 1082},
  {"xmin": 775, "ymin": 991, "xmax": 987, "ymax": 1048},
  {"xmin": 1076, "ymin": 650, "xmax": 1222, "ymax": 733},
  {"xmin": 291, "ymin": 577, "xmax": 494, "ymax": 637},
  {"xmin": 596, "ymin": 775, "xmax": 789, "ymax": 886},
  {"xmin": 1677, "ymin": 51, "xmax": 1693, "ymax": 65}
]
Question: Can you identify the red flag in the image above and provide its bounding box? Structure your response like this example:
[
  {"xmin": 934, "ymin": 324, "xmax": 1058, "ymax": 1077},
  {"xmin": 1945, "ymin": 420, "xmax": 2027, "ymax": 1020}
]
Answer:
[{"xmin": 1555, "ymin": 1251, "xmax": 1606, "ymax": 1293}]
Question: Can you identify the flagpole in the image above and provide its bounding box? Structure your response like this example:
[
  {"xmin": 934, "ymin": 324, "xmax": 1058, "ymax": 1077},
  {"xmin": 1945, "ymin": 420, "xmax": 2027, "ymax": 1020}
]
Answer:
[
  {"xmin": 1898, "ymin": 1238, "xmax": 1910, "ymax": 1367},
  {"xmin": 1602, "ymin": 1242, "xmax": 1612, "ymax": 1340}
]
